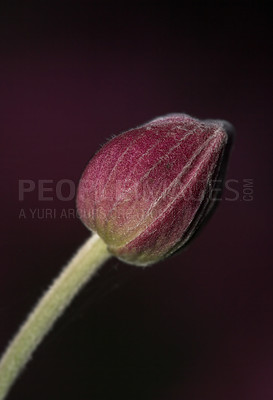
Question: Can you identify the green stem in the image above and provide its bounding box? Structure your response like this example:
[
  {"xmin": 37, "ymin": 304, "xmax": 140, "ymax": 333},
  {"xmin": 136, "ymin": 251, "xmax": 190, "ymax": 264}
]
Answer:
[{"xmin": 0, "ymin": 233, "xmax": 111, "ymax": 400}]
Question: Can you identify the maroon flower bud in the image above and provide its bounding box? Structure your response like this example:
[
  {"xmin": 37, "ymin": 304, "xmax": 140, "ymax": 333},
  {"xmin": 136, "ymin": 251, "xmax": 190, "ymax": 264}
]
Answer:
[{"xmin": 77, "ymin": 114, "xmax": 233, "ymax": 266}]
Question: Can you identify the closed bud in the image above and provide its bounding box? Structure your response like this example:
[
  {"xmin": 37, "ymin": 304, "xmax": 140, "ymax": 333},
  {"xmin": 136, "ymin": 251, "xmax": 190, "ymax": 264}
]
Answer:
[{"xmin": 77, "ymin": 114, "xmax": 234, "ymax": 266}]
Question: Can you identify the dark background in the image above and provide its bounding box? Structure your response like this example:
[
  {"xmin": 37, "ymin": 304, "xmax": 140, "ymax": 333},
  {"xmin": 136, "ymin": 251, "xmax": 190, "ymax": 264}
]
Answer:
[{"xmin": 0, "ymin": 2, "xmax": 272, "ymax": 399}]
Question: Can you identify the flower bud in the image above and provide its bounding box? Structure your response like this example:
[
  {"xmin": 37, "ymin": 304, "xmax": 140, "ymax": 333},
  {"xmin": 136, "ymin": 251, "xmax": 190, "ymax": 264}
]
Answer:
[{"xmin": 77, "ymin": 114, "xmax": 234, "ymax": 266}]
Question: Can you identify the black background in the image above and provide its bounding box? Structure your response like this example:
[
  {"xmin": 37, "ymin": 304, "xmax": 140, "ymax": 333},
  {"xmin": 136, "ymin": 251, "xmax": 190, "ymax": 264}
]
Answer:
[{"xmin": 0, "ymin": 2, "xmax": 272, "ymax": 399}]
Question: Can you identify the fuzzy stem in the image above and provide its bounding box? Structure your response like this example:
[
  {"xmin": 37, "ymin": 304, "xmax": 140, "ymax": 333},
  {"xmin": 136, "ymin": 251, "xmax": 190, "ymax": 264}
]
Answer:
[{"xmin": 0, "ymin": 233, "xmax": 111, "ymax": 400}]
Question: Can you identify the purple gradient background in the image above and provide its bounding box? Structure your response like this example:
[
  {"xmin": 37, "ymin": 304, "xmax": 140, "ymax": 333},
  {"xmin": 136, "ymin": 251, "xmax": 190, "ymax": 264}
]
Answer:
[{"xmin": 0, "ymin": 2, "xmax": 272, "ymax": 399}]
